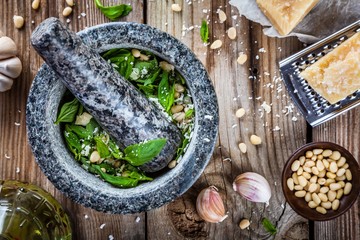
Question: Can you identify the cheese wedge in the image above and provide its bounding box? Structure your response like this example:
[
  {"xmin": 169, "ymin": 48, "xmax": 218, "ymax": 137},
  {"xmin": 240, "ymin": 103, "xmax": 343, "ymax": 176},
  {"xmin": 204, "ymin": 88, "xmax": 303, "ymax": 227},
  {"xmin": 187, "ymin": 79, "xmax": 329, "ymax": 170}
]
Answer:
[
  {"xmin": 256, "ymin": 0, "xmax": 319, "ymax": 36},
  {"xmin": 300, "ymin": 32, "xmax": 360, "ymax": 104}
]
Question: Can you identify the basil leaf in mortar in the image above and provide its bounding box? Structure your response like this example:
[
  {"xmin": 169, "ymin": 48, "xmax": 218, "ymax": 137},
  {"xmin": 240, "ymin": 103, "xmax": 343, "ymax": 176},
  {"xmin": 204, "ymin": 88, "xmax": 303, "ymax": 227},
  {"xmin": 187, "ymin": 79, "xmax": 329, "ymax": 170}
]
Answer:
[
  {"xmin": 261, "ymin": 218, "xmax": 277, "ymax": 235},
  {"xmin": 55, "ymin": 98, "xmax": 79, "ymax": 124},
  {"xmin": 94, "ymin": 0, "xmax": 132, "ymax": 21},
  {"xmin": 92, "ymin": 165, "xmax": 139, "ymax": 188},
  {"xmin": 200, "ymin": 19, "xmax": 209, "ymax": 43},
  {"xmin": 124, "ymin": 138, "xmax": 167, "ymax": 166},
  {"xmin": 94, "ymin": 136, "xmax": 111, "ymax": 158},
  {"xmin": 158, "ymin": 71, "xmax": 175, "ymax": 112}
]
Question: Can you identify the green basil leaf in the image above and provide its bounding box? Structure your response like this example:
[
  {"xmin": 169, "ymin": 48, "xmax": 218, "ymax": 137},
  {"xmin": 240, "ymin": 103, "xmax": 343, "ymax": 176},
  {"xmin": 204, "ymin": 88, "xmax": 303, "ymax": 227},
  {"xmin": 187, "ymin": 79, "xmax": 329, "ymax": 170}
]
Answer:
[
  {"xmin": 64, "ymin": 127, "xmax": 82, "ymax": 160},
  {"xmin": 124, "ymin": 138, "xmax": 167, "ymax": 166},
  {"xmin": 55, "ymin": 98, "xmax": 79, "ymax": 124},
  {"xmin": 94, "ymin": 0, "xmax": 132, "ymax": 21},
  {"xmin": 92, "ymin": 165, "xmax": 138, "ymax": 188},
  {"xmin": 138, "ymin": 84, "xmax": 156, "ymax": 97},
  {"xmin": 144, "ymin": 68, "xmax": 161, "ymax": 86},
  {"xmin": 185, "ymin": 109, "xmax": 194, "ymax": 118},
  {"xmin": 200, "ymin": 20, "xmax": 209, "ymax": 43},
  {"xmin": 158, "ymin": 71, "xmax": 175, "ymax": 112},
  {"xmin": 262, "ymin": 218, "xmax": 277, "ymax": 235},
  {"xmin": 94, "ymin": 136, "xmax": 111, "ymax": 158},
  {"xmin": 66, "ymin": 124, "xmax": 93, "ymax": 140},
  {"xmin": 85, "ymin": 118, "xmax": 100, "ymax": 135},
  {"xmin": 108, "ymin": 139, "xmax": 123, "ymax": 159}
]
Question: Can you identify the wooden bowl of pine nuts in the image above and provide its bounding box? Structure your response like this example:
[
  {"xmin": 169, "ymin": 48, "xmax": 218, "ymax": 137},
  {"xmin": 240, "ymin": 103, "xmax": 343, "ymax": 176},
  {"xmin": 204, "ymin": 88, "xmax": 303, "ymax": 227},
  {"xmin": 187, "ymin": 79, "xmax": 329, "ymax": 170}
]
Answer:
[{"xmin": 282, "ymin": 142, "xmax": 360, "ymax": 221}]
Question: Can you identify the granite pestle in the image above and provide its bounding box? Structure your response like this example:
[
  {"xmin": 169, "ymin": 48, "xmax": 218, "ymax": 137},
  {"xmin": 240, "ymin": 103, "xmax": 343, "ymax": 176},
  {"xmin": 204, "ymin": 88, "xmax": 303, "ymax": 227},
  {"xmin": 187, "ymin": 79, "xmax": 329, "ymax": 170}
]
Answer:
[{"xmin": 30, "ymin": 17, "xmax": 182, "ymax": 172}]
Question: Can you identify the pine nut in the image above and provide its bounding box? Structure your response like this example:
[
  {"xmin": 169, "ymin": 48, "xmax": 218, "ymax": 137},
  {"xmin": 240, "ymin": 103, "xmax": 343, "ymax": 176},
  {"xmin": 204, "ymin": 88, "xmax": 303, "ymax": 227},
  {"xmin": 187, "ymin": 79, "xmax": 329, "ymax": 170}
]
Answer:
[
  {"xmin": 294, "ymin": 185, "xmax": 303, "ymax": 191},
  {"xmin": 303, "ymin": 166, "xmax": 312, "ymax": 173},
  {"xmin": 336, "ymin": 189, "xmax": 344, "ymax": 199},
  {"xmin": 66, "ymin": 0, "xmax": 74, "ymax": 7},
  {"xmin": 332, "ymin": 199, "xmax": 340, "ymax": 210},
  {"xmin": 32, "ymin": 0, "xmax": 40, "ymax": 10},
  {"xmin": 318, "ymin": 178, "xmax": 326, "ymax": 185},
  {"xmin": 250, "ymin": 135, "xmax": 261, "ymax": 145},
  {"xmin": 139, "ymin": 54, "xmax": 149, "ymax": 61},
  {"xmin": 174, "ymin": 83, "xmax": 185, "ymax": 93},
  {"xmin": 336, "ymin": 168, "xmax": 346, "ymax": 177},
  {"xmin": 305, "ymin": 192, "xmax": 312, "ymax": 202},
  {"xmin": 308, "ymin": 183, "xmax": 317, "ymax": 193},
  {"xmin": 63, "ymin": 7, "xmax": 73, "ymax": 17},
  {"xmin": 337, "ymin": 157, "xmax": 346, "ymax": 167},
  {"xmin": 90, "ymin": 151, "xmax": 100, "ymax": 163},
  {"xmin": 344, "ymin": 182, "xmax": 352, "ymax": 195},
  {"xmin": 218, "ymin": 9, "xmax": 227, "ymax": 23},
  {"xmin": 171, "ymin": 3, "xmax": 182, "ymax": 12},
  {"xmin": 237, "ymin": 53, "xmax": 247, "ymax": 65},
  {"xmin": 168, "ymin": 160, "xmax": 177, "ymax": 169},
  {"xmin": 329, "ymin": 162, "xmax": 338, "ymax": 173},
  {"xmin": 327, "ymin": 190, "xmax": 336, "ymax": 202},
  {"xmin": 227, "ymin": 27, "xmax": 237, "ymax": 40},
  {"xmin": 291, "ymin": 160, "xmax": 300, "ymax": 171},
  {"xmin": 299, "ymin": 156, "xmax": 306, "ymax": 165},
  {"xmin": 305, "ymin": 151, "xmax": 313, "ymax": 158},
  {"xmin": 312, "ymin": 193, "xmax": 321, "ymax": 205},
  {"xmin": 329, "ymin": 183, "xmax": 342, "ymax": 191},
  {"xmin": 311, "ymin": 167, "xmax": 319, "ymax": 175},
  {"xmin": 298, "ymin": 176, "xmax": 307, "ymax": 187},
  {"xmin": 345, "ymin": 169, "xmax": 352, "ymax": 181},
  {"xmin": 131, "ymin": 49, "xmax": 141, "ymax": 58},
  {"xmin": 171, "ymin": 104, "xmax": 184, "ymax": 114},
  {"xmin": 316, "ymin": 206, "xmax": 327, "ymax": 214},
  {"xmin": 305, "ymin": 161, "xmax": 315, "ymax": 168},
  {"xmin": 239, "ymin": 143, "xmax": 247, "ymax": 153},
  {"xmin": 343, "ymin": 163, "xmax": 349, "ymax": 169},
  {"xmin": 329, "ymin": 151, "xmax": 341, "ymax": 160},
  {"xmin": 313, "ymin": 149, "xmax": 323, "ymax": 155},
  {"xmin": 235, "ymin": 108, "xmax": 246, "ymax": 118},
  {"xmin": 308, "ymin": 201, "xmax": 318, "ymax": 208},
  {"xmin": 311, "ymin": 156, "xmax": 317, "ymax": 161},
  {"xmin": 173, "ymin": 112, "xmax": 185, "ymax": 122},
  {"xmin": 292, "ymin": 173, "xmax": 299, "ymax": 185},
  {"xmin": 316, "ymin": 160, "xmax": 325, "ymax": 171},
  {"xmin": 335, "ymin": 175, "xmax": 346, "ymax": 181},
  {"xmin": 322, "ymin": 159, "xmax": 330, "ymax": 169},
  {"xmin": 287, "ymin": 178, "xmax": 294, "ymax": 191},
  {"xmin": 210, "ymin": 39, "xmax": 222, "ymax": 49},
  {"xmin": 317, "ymin": 154, "xmax": 324, "ymax": 160},
  {"xmin": 324, "ymin": 178, "xmax": 335, "ymax": 186},
  {"xmin": 318, "ymin": 170, "xmax": 326, "ymax": 178},
  {"xmin": 326, "ymin": 172, "xmax": 336, "ymax": 179},
  {"xmin": 295, "ymin": 191, "xmax": 306, "ymax": 198},
  {"xmin": 319, "ymin": 186, "xmax": 329, "ymax": 194},
  {"xmin": 302, "ymin": 172, "xmax": 311, "ymax": 180},
  {"xmin": 309, "ymin": 175, "xmax": 317, "ymax": 183},
  {"xmin": 321, "ymin": 201, "xmax": 332, "ymax": 209},
  {"xmin": 322, "ymin": 149, "xmax": 332, "ymax": 157},
  {"xmin": 13, "ymin": 15, "xmax": 24, "ymax": 29},
  {"xmin": 338, "ymin": 181, "xmax": 345, "ymax": 188},
  {"xmin": 318, "ymin": 193, "xmax": 328, "ymax": 202},
  {"xmin": 239, "ymin": 219, "xmax": 250, "ymax": 229},
  {"xmin": 297, "ymin": 167, "xmax": 303, "ymax": 176}
]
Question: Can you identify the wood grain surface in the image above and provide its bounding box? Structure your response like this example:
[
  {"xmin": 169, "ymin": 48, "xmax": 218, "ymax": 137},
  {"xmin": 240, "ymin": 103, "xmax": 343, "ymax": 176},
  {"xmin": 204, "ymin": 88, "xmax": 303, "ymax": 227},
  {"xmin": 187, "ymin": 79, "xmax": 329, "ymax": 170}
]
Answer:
[{"xmin": 0, "ymin": 0, "xmax": 358, "ymax": 239}]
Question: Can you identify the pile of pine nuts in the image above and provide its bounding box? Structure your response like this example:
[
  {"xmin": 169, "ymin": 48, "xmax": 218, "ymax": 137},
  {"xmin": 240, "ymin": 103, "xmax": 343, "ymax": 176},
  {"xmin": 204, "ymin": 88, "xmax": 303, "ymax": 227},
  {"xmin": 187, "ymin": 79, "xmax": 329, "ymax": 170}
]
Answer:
[{"xmin": 286, "ymin": 148, "xmax": 353, "ymax": 215}]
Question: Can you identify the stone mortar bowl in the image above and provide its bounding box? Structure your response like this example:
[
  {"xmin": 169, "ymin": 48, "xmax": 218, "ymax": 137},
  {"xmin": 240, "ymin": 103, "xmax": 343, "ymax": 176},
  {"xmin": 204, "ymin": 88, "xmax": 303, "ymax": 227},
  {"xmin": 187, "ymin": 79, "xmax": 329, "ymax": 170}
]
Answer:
[{"xmin": 26, "ymin": 22, "xmax": 218, "ymax": 214}]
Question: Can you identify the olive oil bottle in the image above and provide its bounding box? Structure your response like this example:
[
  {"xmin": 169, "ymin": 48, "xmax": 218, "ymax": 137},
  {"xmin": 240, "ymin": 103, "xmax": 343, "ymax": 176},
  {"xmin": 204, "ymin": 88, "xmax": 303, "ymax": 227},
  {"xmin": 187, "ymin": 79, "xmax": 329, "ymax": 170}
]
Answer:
[{"xmin": 0, "ymin": 180, "xmax": 72, "ymax": 240}]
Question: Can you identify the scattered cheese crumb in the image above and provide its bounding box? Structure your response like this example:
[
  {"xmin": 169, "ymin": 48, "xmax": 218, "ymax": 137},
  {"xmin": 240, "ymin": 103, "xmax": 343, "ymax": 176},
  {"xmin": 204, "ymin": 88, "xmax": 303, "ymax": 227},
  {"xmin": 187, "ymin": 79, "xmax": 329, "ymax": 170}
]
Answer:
[
  {"xmin": 261, "ymin": 101, "xmax": 271, "ymax": 113},
  {"xmin": 135, "ymin": 216, "xmax": 140, "ymax": 223},
  {"xmin": 273, "ymin": 126, "xmax": 281, "ymax": 131},
  {"xmin": 100, "ymin": 223, "xmax": 106, "ymax": 229},
  {"xmin": 108, "ymin": 235, "xmax": 114, "ymax": 240},
  {"xmin": 292, "ymin": 116, "xmax": 298, "ymax": 122},
  {"xmin": 84, "ymin": 214, "xmax": 89, "ymax": 219},
  {"xmin": 16, "ymin": 167, "xmax": 20, "ymax": 173},
  {"xmin": 14, "ymin": 122, "xmax": 20, "ymax": 126}
]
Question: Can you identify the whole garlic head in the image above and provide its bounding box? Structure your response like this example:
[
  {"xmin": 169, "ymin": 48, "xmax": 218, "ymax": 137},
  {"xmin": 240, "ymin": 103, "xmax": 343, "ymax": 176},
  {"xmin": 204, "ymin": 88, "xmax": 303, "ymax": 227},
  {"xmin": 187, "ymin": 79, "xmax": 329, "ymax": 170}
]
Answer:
[
  {"xmin": 233, "ymin": 172, "xmax": 272, "ymax": 203},
  {"xmin": 0, "ymin": 57, "xmax": 22, "ymax": 78},
  {"xmin": 0, "ymin": 36, "xmax": 17, "ymax": 60},
  {"xmin": 196, "ymin": 186, "xmax": 228, "ymax": 223},
  {"xmin": 0, "ymin": 73, "xmax": 14, "ymax": 92}
]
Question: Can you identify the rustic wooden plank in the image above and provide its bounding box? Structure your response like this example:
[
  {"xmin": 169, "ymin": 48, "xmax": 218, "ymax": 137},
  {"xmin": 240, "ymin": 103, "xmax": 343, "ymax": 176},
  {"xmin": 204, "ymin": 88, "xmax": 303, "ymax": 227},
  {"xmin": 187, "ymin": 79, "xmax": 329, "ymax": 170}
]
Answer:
[
  {"xmin": 0, "ymin": 1, "xmax": 145, "ymax": 239},
  {"xmin": 146, "ymin": 0, "xmax": 309, "ymax": 239},
  {"xmin": 313, "ymin": 110, "xmax": 360, "ymax": 240}
]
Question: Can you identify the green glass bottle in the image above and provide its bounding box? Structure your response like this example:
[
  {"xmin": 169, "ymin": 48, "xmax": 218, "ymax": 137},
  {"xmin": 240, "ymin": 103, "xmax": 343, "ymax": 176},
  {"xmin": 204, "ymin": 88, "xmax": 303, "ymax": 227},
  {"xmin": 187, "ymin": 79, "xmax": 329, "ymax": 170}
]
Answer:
[{"xmin": 0, "ymin": 180, "xmax": 72, "ymax": 240}]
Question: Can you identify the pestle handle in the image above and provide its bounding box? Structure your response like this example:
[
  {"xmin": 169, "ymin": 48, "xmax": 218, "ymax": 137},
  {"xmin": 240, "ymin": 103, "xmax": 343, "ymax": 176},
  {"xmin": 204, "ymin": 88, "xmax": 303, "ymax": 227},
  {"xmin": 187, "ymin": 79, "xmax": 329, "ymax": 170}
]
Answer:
[{"xmin": 31, "ymin": 17, "xmax": 182, "ymax": 172}]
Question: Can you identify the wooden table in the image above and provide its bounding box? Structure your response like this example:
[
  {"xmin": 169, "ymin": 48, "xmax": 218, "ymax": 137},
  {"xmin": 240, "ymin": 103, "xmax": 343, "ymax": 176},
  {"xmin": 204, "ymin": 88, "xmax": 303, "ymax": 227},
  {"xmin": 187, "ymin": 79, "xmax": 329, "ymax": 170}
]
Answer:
[{"xmin": 0, "ymin": 0, "xmax": 359, "ymax": 239}]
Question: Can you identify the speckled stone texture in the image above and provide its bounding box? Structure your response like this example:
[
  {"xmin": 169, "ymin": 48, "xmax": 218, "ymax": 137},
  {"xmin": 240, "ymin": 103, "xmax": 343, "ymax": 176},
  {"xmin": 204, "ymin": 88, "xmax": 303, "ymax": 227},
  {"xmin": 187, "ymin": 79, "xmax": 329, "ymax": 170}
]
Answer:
[
  {"xmin": 31, "ymin": 18, "xmax": 182, "ymax": 172},
  {"xmin": 26, "ymin": 19, "xmax": 218, "ymax": 214}
]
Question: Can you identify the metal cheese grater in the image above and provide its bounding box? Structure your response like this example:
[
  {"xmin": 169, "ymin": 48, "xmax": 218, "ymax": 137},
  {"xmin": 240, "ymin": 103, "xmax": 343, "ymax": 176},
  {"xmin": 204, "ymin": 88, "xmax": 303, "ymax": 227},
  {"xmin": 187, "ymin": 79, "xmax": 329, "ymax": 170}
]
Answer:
[{"xmin": 279, "ymin": 20, "xmax": 360, "ymax": 127}]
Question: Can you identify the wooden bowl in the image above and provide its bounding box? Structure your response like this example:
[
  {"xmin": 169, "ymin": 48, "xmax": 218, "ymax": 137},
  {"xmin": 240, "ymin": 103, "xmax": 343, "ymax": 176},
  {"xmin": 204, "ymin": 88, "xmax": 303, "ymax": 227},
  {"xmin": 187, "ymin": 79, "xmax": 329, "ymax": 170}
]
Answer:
[{"xmin": 282, "ymin": 142, "xmax": 360, "ymax": 221}]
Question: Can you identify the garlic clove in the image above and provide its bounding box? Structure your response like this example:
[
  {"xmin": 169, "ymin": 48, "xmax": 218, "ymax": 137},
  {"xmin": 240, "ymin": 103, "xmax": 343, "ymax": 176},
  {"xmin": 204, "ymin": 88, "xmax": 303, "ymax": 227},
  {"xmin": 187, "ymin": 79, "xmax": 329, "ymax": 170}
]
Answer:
[
  {"xmin": 0, "ymin": 57, "xmax": 22, "ymax": 78},
  {"xmin": 0, "ymin": 37, "xmax": 18, "ymax": 60},
  {"xmin": 196, "ymin": 186, "xmax": 228, "ymax": 223},
  {"xmin": 0, "ymin": 73, "xmax": 14, "ymax": 92},
  {"xmin": 233, "ymin": 172, "xmax": 271, "ymax": 203}
]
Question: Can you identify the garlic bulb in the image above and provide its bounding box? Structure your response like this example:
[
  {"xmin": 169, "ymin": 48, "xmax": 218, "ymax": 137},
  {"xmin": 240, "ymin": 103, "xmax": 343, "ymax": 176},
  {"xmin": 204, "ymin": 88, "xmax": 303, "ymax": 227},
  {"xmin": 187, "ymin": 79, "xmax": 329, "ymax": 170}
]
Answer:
[
  {"xmin": 0, "ymin": 36, "xmax": 17, "ymax": 60},
  {"xmin": 0, "ymin": 57, "xmax": 22, "ymax": 78},
  {"xmin": 0, "ymin": 73, "xmax": 14, "ymax": 92},
  {"xmin": 233, "ymin": 172, "xmax": 271, "ymax": 203},
  {"xmin": 196, "ymin": 186, "xmax": 228, "ymax": 223}
]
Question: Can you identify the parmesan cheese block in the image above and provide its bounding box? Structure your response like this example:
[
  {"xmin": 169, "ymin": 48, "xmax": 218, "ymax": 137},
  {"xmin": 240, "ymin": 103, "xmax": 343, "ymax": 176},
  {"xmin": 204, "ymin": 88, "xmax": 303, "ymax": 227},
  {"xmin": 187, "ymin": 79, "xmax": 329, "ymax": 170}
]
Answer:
[
  {"xmin": 256, "ymin": 0, "xmax": 319, "ymax": 36},
  {"xmin": 300, "ymin": 32, "xmax": 360, "ymax": 104}
]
